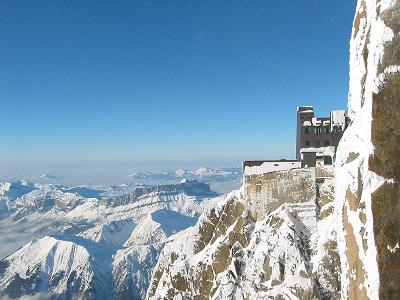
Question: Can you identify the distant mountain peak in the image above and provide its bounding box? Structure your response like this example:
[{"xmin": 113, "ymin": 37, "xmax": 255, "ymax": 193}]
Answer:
[{"xmin": 39, "ymin": 173, "xmax": 59, "ymax": 180}]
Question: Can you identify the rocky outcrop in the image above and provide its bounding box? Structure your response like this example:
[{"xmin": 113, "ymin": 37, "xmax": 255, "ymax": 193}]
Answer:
[
  {"xmin": 243, "ymin": 168, "xmax": 316, "ymax": 219},
  {"xmin": 335, "ymin": 0, "xmax": 400, "ymax": 298},
  {"xmin": 313, "ymin": 178, "xmax": 341, "ymax": 300},
  {"xmin": 147, "ymin": 190, "xmax": 337, "ymax": 299},
  {"xmin": 148, "ymin": 1, "xmax": 400, "ymax": 299},
  {"xmin": 109, "ymin": 180, "xmax": 217, "ymax": 207}
]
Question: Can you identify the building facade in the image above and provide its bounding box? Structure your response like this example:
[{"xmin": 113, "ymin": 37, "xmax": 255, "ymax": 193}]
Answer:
[
  {"xmin": 241, "ymin": 105, "xmax": 347, "ymax": 220},
  {"xmin": 296, "ymin": 106, "xmax": 349, "ymax": 166}
]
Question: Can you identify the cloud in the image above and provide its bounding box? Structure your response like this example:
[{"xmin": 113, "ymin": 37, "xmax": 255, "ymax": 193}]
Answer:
[{"xmin": 1, "ymin": 292, "xmax": 51, "ymax": 300}]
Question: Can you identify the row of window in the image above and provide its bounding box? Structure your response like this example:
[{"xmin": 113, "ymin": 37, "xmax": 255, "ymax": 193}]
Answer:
[
  {"xmin": 304, "ymin": 127, "xmax": 329, "ymax": 134},
  {"xmin": 304, "ymin": 126, "xmax": 343, "ymax": 135},
  {"xmin": 304, "ymin": 140, "xmax": 330, "ymax": 147}
]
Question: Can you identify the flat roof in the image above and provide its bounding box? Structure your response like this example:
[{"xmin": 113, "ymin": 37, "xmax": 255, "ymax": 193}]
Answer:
[
  {"xmin": 297, "ymin": 106, "xmax": 314, "ymax": 112},
  {"xmin": 243, "ymin": 159, "xmax": 300, "ymax": 167}
]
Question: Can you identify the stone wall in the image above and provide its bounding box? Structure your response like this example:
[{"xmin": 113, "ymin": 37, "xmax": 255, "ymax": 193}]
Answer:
[{"xmin": 243, "ymin": 168, "xmax": 316, "ymax": 220}]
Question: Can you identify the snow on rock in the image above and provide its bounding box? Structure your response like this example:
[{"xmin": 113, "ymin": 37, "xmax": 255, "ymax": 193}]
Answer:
[
  {"xmin": 243, "ymin": 161, "xmax": 301, "ymax": 176},
  {"xmin": 312, "ymin": 178, "xmax": 341, "ymax": 299},
  {"xmin": 124, "ymin": 215, "xmax": 167, "ymax": 247},
  {"xmin": 334, "ymin": 0, "xmax": 400, "ymax": 298},
  {"xmin": 0, "ymin": 236, "xmax": 109, "ymax": 300},
  {"xmin": 39, "ymin": 173, "xmax": 59, "ymax": 180},
  {"xmin": 1, "ymin": 1, "xmax": 398, "ymax": 299},
  {"xmin": 0, "ymin": 180, "xmax": 37, "ymax": 200},
  {"xmin": 128, "ymin": 167, "xmax": 242, "ymax": 183},
  {"xmin": 175, "ymin": 169, "xmax": 188, "ymax": 177},
  {"xmin": 193, "ymin": 167, "xmax": 214, "ymax": 176},
  {"xmin": 113, "ymin": 243, "xmax": 166, "ymax": 299},
  {"xmin": 78, "ymin": 218, "xmax": 136, "ymax": 247},
  {"xmin": 8, "ymin": 184, "xmax": 87, "ymax": 219},
  {"xmin": 0, "ymin": 180, "xmax": 220, "ymax": 299},
  {"xmin": 0, "ymin": 181, "xmax": 38, "ymax": 218},
  {"xmin": 147, "ymin": 190, "xmax": 324, "ymax": 299}
]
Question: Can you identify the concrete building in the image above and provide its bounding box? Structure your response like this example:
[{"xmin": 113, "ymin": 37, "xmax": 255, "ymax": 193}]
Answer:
[
  {"xmin": 241, "ymin": 105, "xmax": 348, "ymax": 221},
  {"xmin": 296, "ymin": 106, "xmax": 350, "ymax": 166}
]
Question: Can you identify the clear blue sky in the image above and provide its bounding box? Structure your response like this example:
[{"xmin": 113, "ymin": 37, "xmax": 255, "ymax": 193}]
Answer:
[{"xmin": 0, "ymin": 0, "xmax": 357, "ymax": 167}]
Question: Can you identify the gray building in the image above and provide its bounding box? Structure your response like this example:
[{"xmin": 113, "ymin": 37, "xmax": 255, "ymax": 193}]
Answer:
[{"xmin": 296, "ymin": 106, "xmax": 349, "ymax": 166}]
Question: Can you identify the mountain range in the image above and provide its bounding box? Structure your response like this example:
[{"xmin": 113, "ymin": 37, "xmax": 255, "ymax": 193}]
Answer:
[
  {"xmin": 128, "ymin": 167, "xmax": 242, "ymax": 182},
  {"xmin": 0, "ymin": 179, "xmax": 222, "ymax": 299}
]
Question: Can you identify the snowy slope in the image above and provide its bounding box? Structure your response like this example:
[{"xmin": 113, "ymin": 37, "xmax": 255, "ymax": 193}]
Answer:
[
  {"xmin": 0, "ymin": 179, "xmax": 221, "ymax": 299},
  {"xmin": 0, "ymin": 236, "xmax": 110, "ymax": 300},
  {"xmin": 0, "ymin": 180, "xmax": 37, "ymax": 200},
  {"xmin": 0, "ymin": 180, "xmax": 38, "ymax": 217},
  {"xmin": 147, "ymin": 190, "xmax": 331, "ymax": 299}
]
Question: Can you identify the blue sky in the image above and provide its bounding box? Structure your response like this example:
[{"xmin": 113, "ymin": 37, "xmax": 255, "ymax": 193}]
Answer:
[{"xmin": 0, "ymin": 0, "xmax": 357, "ymax": 169}]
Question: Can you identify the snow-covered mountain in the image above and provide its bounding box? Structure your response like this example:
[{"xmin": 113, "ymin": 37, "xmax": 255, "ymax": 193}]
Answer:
[
  {"xmin": 0, "ymin": 176, "xmax": 342, "ymax": 299},
  {"xmin": 0, "ymin": 180, "xmax": 37, "ymax": 200},
  {"xmin": 40, "ymin": 173, "xmax": 60, "ymax": 180},
  {"xmin": 147, "ymin": 178, "xmax": 340, "ymax": 299},
  {"xmin": 0, "ymin": 179, "xmax": 222, "ymax": 299},
  {"xmin": 0, "ymin": 236, "xmax": 111, "ymax": 299},
  {"xmin": 1, "ymin": 0, "xmax": 398, "ymax": 298},
  {"xmin": 129, "ymin": 166, "xmax": 242, "ymax": 182},
  {"xmin": 148, "ymin": 1, "xmax": 400, "ymax": 299}
]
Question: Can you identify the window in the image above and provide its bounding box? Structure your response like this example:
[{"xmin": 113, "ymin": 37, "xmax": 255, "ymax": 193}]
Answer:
[
  {"xmin": 305, "ymin": 141, "xmax": 310, "ymax": 147},
  {"xmin": 324, "ymin": 156, "xmax": 333, "ymax": 165},
  {"xmin": 324, "ymin": 140, "xmax": 330, "ymax": 146},
  {"xmin": 314, "ymin": 127, "xmax": 321, "ymax": 134},
  {"xmin": 333, "ymin": 126, "xmax": 342, "ymax": 134},
  {"xmin": 315, "ymin": 140, "xmax": 321, "ymax": 147},
  {"xmin": 305, "ymin": 127, "xmax": 309, "ymax": 134}
]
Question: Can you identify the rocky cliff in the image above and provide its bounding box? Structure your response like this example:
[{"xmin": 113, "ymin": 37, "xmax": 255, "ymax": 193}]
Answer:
[
  {"xmin": 147, "ymin": 182, "xmax": 341, "ymax": 299},
  {"xmin": 334, "ymin": 0, "xmax": 400, "ymax": 299},
  {"xmin": 147, "ymin": 1, "xmax": 400, "ymax": 299},
  {"xmin": 1, "ymin": 1, "xmax": 398, "ymax": 299}
]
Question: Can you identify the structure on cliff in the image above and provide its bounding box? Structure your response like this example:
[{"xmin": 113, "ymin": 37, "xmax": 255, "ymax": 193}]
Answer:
[
  {"xmin": 149, "ymin": 1, "xmax": 400, "ymax": 298},
  {"xmin": 242, "ymin": 106, "xmax": 348, "ymax": 220},
  {"xmin": 296, "ymin": 106, "xmax": 350, "ymax": 166}
]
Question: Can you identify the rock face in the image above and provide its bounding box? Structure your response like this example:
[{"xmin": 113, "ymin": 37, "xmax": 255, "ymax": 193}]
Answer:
[
  {"xmin": 243, "ymin": 168, "xmax": 316, "ymax": 219},
  {"xmin": 147, "ymin": 188, "xmax": 340, "ymax": 299},
  {"xmin": 335, "ymin": 0, "xmax": 400, "ymax": 298},
  {"xmin": 147, "ymin": 1, "xmax": 400, "ymax": 298},
  {"xmin": 109, "ymin": 180, "xmax": 217, "ymax": 207},
  {"xmin": 1, "ymin": 1, "xmax": 398, "ymax": 299}
]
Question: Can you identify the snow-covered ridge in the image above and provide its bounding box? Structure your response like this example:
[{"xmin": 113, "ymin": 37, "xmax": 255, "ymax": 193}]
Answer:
[
  {"xmin": 148, "ymin": 182, "xmax": 341, "ymax": 299},
  {"xmin": 129, "ymin": 166, "xmax": 241, "ymax": 182},
  {"xmin": 108, "ymin": 179, "xmax": 217, "ymax": 207},
  {"xmin": 0, "ymin": 178, "xmax": 222, "ymax": 299}
]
